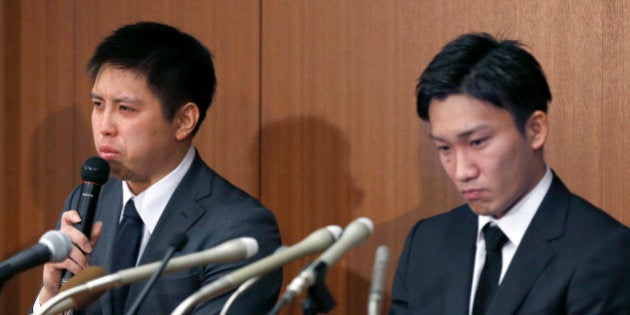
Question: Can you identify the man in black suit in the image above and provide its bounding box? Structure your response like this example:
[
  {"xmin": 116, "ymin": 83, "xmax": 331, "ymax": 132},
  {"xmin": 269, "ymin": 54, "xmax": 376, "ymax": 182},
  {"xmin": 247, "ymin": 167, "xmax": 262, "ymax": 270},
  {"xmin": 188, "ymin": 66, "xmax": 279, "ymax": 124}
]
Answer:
[
  {"xmin": 389, "ymin": 33, "xmax": 630, "ymax": 314},
  {"xmin": 34, "ymin": 22, "xmax": 282, "ymax": 314}
]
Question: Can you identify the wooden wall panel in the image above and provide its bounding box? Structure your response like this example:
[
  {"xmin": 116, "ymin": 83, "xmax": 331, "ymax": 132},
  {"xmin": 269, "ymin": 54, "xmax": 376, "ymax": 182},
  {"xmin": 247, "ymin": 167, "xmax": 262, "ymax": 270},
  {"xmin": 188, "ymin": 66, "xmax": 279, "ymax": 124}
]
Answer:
[
  {"xmin": 521, "ymin": 1, "xmax": 604, "ymax": 208},
  {"xmin": 0, "ymin": 1, "xmax": 19, "ymax": 313},
  {"xmin": 261, "ymin": 2, "xmax": 426, "ymax": 313},
  {"xmin": 8, "ymin": 1, "xmax": 76, "ymax": 311},
  {"xmin": 602, "ymin": 0, "xmax": 630, "ymax": 223}
]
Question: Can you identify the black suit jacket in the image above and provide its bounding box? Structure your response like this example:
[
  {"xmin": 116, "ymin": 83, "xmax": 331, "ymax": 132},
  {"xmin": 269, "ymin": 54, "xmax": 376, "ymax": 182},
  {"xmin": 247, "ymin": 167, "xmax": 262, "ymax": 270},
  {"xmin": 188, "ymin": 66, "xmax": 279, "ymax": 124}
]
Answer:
[
  {"xmin": 57, "ymin": 152, "xmax": 282, "ymax": 314},
  {"xmin": 389, "ymin": 174, "xmax": 630, "ymax": 315}
]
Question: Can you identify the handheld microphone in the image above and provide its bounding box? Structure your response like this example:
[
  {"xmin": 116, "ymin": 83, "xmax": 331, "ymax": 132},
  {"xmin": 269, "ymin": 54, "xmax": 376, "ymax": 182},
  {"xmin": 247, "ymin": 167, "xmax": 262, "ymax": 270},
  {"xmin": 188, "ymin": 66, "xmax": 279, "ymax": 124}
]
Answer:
[
  {"xmin": 0, "ymin": 230, "xmax": 72, "ymax": 284},
  {"xmin": 280, "ymin": 217, "xmax": 374, "ymax": 305},
  {"xmin": 37, "ymin": 237, "xmax": 258, "ymax": 315},
  {"xmin": 171, "ymin": 225, "xmax": 343, "ymax": 315},
  {"xmin": 367, "ymin": 245, "xmax": 390, "ymax": 315},
  {"xmin": 61, "ymin": 157, "xmax": 110, "ymax": 284},
  {"xmin": 126, "ymin": 233, "xmax": 188, "ymax": 315}
]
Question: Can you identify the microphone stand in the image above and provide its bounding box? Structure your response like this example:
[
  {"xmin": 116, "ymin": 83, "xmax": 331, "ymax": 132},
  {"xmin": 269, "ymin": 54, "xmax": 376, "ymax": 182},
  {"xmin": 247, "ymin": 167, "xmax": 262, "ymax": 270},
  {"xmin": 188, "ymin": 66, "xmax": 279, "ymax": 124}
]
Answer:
[
  {"xmin": 126, "ymin": 234, "xmax": 187, "ymax": 315},
  {"xmin": 301, "ymin": 262, "xmax": 335, "ymax": 315}
]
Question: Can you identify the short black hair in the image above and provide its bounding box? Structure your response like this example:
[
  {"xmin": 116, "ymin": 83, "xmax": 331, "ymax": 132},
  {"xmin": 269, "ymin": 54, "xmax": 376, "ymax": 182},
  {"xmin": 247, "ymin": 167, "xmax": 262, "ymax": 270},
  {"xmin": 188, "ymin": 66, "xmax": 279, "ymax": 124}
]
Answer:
[
  {"xmin": 416, "ymin": 32, "xmax": 551, "ymax": 133},
  {"xmin": 87, "ymin": 21, "xmax": 216, "ymax": 136}
]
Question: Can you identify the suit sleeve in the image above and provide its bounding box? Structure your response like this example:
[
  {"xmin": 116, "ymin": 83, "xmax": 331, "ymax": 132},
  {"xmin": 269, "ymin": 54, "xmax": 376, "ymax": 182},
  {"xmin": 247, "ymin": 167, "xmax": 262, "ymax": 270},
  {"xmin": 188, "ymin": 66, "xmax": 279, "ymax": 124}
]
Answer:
[
  {"xmin": 191, "ymin": 205, "xmax": 282, "ymax": 315},
  {"xmin": 389, "ymin": 220, "xmax": 423, "ymax": 315},
  {"xmin": 566, "ymin": 227, "xmax": 630, "ymax": 314}
]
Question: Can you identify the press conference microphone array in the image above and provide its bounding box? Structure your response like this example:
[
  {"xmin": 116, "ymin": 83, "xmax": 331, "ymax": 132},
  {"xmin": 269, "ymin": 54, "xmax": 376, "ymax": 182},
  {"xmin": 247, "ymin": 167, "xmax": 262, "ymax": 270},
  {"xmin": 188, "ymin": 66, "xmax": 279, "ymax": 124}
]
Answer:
[
  {"xmin": 367, "ymin": 245, "xmax": 390, "ymax": 315},
  {"xmin": 61, "ymin": 156, "xmax": 110, "ymax": 285},
  {"xmin": 126, "ymin": 233, "xmax": 189, "ymax": 315},
  {"xmin": 171, "ymin": 225, "xmax": 343, "ymax": 315},
  {"xmin": 0, "ymin": 230, "xmax": 72, "ymax": 285},
  {"xmin": 273, "ymin": 217, "xmax": 374, "ymax": 313},
  {"xmin": 37, "ymin": 237, "xmax": 258, "ymax": 315}
]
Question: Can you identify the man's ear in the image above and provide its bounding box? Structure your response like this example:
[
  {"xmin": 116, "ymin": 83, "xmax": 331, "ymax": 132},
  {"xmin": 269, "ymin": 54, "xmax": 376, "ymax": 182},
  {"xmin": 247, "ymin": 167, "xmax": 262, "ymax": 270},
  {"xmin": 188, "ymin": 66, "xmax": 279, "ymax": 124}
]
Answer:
[
  {"xmin": 174, "ymin": 102, "xmax": 199, "ymax": 141},
  {"xmin": 525, "ymin": 110, "xmax": 548, "ymax": 150}
]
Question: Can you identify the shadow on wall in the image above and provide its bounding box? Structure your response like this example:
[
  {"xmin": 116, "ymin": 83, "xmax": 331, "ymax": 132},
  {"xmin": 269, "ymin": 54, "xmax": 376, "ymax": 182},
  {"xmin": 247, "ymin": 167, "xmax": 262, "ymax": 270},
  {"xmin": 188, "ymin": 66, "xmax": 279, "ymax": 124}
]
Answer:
[
  {"xmin": 0, "ymin": 106, "xmax": 90, "ymax": 314},
  {"xmin": 30, "ymin": 106, "xmax": 90, "ymax": 230},
  {"xmin": 258, "ymin": 115, "xmax": 364, "ymax": 314},
  {"xmin": 257, "ymin": 115, "xmax": 457, "ymax": 313}
]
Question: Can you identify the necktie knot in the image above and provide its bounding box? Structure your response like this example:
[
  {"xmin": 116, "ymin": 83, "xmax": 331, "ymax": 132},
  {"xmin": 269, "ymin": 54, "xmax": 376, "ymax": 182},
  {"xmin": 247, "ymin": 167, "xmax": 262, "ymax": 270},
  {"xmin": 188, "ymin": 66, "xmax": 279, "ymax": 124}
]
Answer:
[
  {"xmin": 123, "ymin": 199, "xmax": 142, "ymax": 222},
  {"xmin": 483, "ymin": 224, "xmax": 507, "ymax": 252}
]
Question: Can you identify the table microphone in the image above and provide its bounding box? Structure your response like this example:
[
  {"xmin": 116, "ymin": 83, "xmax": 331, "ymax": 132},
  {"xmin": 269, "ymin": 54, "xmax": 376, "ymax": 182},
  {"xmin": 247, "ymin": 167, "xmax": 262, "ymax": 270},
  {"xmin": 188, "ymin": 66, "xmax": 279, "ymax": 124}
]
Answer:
[{"xmin": 367, "ymin": 245, "xmax": 389, "ymax": 315}]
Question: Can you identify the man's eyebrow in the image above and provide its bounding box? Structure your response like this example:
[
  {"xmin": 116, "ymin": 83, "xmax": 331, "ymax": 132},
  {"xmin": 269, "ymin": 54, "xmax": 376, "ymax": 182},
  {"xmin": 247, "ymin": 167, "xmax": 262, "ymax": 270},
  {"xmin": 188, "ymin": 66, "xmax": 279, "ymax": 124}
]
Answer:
[
  {"xmin": 90, "ymin": 92, "xmax": 103, "ymax": 100},
  {"xmin": 429, "ymin": 125, "xmax": 491, "ymax": 141},
  {"xmin": 90, "ymin": 92, "xmax": 140, "ymax": 104}
]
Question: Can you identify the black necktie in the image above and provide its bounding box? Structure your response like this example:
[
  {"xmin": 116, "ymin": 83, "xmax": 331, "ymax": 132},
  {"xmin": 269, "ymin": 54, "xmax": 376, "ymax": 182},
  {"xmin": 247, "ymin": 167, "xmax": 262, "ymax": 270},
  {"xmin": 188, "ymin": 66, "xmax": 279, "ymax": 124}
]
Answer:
[
  {"xmin": 111, "ymin": 199, "xmax": 143, "ymax": 315},
  {"xmin": 472, "ymin": 224, "xmax": 508, "ymax": 315}
]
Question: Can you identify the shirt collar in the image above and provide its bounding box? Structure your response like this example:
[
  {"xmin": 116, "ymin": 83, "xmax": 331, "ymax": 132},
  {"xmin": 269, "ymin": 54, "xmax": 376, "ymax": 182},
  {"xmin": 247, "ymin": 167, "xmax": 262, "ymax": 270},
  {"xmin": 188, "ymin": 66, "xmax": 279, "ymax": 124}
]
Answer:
[
  {"xmin": 121, "ymin": 145, "xmax": 196, "ymax": 233},
  {"xmin": 477, "ymin": 166, "xmax": 553, "ymax": 247}
]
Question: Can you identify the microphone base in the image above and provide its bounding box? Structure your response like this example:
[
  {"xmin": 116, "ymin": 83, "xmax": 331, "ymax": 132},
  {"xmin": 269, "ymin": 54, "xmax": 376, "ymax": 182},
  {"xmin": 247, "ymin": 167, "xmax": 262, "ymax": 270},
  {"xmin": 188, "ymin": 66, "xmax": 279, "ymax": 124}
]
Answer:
[{"xmin": 301, "ymin": 262, "xmax": 336, "ymax": 315}]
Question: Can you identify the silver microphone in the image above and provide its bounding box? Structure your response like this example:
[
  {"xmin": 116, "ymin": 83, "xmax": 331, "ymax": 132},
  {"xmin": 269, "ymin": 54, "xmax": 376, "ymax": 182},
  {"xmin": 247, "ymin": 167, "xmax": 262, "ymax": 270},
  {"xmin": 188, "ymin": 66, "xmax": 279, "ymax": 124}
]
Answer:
[
  {"xmin": 0, "ymin": 230, "xmax": 72, "ymax": 284},
  {"xmin": 367, "ymin": 245, "xmax": 390, "ymax": 315}
]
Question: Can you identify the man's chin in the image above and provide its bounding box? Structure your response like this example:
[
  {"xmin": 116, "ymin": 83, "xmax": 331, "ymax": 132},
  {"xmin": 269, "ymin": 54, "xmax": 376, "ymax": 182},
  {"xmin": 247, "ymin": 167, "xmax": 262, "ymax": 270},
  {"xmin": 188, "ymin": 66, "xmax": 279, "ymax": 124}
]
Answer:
[
  {"xmin": 471, "ymin": 207, "xmax": 505, "ymax": 219},
  {"xmin": 469, "ymin": 204, "xmax": 507, "ymax": 218},
  {"xmin": 105, "ymin": 162, "xmax": 126, "ymax": 180}
]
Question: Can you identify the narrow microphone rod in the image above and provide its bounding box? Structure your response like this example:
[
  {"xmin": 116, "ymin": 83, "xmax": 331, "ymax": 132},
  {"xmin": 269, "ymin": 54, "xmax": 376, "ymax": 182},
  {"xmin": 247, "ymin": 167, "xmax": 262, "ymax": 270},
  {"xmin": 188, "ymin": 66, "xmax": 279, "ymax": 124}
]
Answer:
[
  {"xmin": 126, "ymin": 233, "xmax": 188, "ymax": 315},
  {"xmin": 367, "ymin": 245, "xmax": 389, "ymax": 315}
]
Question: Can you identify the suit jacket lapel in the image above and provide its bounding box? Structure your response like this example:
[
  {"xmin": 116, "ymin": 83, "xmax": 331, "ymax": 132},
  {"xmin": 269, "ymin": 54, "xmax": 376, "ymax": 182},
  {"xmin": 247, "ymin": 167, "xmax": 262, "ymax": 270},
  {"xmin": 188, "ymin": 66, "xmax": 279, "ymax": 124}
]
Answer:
[
  {"xmin": 138, "ymin": 153, "xmax": 209, "ymax": 264},
  {"xmin": 444, "ymin": 208, "xmax": 478, "ymax": 314},
  {"xmin": 95, "ymin": 181, "xmax": 123, "ymax": 272},
  {"xmin": 487, "ymin": 174, "xmax": 570, "ymax": 315},
  {"xmin": 126, "ymin": 153, "xmax": 210, "ymax": 303}
]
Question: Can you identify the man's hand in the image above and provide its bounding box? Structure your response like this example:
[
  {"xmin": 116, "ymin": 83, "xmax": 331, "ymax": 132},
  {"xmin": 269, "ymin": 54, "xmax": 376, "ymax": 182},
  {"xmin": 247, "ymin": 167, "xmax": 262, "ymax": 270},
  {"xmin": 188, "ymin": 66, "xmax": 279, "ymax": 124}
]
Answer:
[{"xmin": 38, "ymin": 210, "xmax": 102, "ymax": 305}]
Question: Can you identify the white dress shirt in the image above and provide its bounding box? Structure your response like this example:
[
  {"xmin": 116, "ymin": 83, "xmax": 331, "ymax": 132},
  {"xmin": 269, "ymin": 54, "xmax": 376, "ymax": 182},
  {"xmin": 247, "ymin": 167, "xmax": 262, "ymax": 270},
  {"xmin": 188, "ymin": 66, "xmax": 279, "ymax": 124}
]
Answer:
[{"xmin": 121, "ymin": 145, "xmax": 195, "ymax": 264}]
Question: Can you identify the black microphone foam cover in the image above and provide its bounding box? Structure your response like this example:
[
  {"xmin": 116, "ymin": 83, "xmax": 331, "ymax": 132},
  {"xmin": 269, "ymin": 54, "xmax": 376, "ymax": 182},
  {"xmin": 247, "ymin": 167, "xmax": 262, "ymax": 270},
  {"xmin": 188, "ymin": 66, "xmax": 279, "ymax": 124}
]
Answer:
[{"xmin": 80, "ymin": 157, "xmax": 110, "ymax": 184}]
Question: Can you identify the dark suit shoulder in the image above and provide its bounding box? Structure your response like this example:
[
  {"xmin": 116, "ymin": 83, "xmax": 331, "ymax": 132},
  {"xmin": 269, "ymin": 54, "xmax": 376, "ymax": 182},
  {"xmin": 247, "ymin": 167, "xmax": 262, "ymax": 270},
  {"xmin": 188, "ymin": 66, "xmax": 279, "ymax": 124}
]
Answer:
[
  {"xmin": 407, "ymin": 204, "xmax": 475, "ymax": 238},
  {"xmin": 566, "ymin": 193, "xmax": 629, "ymax": 232}
]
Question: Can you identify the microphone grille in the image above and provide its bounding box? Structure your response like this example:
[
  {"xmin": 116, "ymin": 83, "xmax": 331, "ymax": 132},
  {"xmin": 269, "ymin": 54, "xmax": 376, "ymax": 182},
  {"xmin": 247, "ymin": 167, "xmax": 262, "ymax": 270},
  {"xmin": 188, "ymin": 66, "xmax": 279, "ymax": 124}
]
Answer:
[
  {"xmin": 39, "ymin": 230, "xmax": 72, "ymax": 262},
  {"xmin": 240, "ymin": 237, "xmax": 259, "ymax": 258},
  {"xmin": 325, "ymin": 225, "xmax": 343, "ymax": 240},
  {"xmin": 357, "ymin": 217, "xmax": 374, "ymax": 234},
  {"xmin": 81, "ymin": 156, "xmax": 110, "ymax": 184}
]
